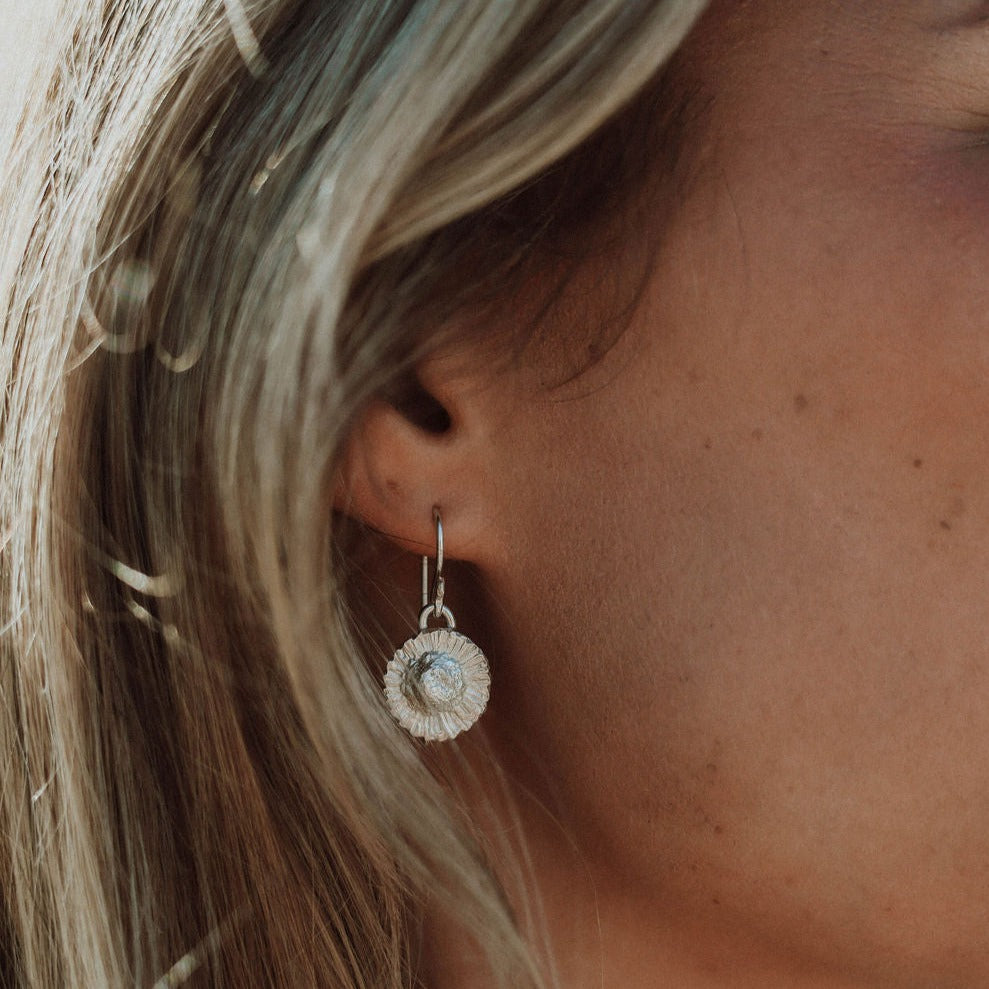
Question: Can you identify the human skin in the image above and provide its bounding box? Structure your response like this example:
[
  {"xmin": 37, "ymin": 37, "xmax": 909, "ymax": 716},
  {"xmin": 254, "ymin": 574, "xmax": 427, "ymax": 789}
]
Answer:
[{"xmin": 342, "ymin": 1, "xmax": 989, "ymax": 985}]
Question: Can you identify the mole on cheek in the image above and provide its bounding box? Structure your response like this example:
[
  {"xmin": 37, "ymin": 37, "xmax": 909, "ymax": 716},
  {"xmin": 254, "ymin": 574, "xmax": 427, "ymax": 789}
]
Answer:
[
  {"xmin": 938, "ymin": 498, "xmax": 966, "ymax": 532},
  {"xmin": 794, "ymin": 394, "xmax": 809, "ymax": 413}
]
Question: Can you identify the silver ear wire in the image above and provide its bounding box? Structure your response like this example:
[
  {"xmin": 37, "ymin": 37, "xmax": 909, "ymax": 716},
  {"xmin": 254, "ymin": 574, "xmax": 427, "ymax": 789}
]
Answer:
[
  {"xmin": 384, "ymin": 508, "xmax": 490, "ymax": 741},
  {"xmin": 421, "ymin": 506, "xmax": 448, "ymax": 623}
]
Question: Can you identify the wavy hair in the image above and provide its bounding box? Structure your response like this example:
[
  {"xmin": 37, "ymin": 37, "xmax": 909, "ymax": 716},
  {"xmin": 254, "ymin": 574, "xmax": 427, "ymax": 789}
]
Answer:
[{"xmin": 0, "ymin": 0, "xmax": 706, "ymax": 985}]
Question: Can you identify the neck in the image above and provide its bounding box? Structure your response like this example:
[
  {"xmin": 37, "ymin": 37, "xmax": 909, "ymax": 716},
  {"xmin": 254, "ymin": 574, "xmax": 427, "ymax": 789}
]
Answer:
[{"xmin": 421, "ymin": 739, "xmax": 917, "ymax": 989}]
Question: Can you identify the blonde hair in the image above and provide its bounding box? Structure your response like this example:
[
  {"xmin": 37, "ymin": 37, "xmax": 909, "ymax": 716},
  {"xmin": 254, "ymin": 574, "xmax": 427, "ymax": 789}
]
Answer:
[{"xmin": 0, "ymin": 0, "xmax": 706, "ymax": 985}]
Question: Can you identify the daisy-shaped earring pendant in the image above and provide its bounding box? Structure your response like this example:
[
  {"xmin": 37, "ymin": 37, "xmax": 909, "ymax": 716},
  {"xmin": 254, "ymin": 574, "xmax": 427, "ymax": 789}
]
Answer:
[{"xmin": 383, "ymin": 508, "xmax": 490, "ymax": 741}]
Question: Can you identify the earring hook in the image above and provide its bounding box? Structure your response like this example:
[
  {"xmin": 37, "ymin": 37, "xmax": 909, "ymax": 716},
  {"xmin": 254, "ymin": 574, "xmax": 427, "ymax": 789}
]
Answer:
[{"xmin": 421, "ymin": 506, "xmax": 445, "ymax": 618}]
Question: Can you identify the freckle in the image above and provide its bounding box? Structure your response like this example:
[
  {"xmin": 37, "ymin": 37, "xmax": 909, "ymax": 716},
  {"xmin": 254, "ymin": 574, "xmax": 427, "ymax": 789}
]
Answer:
[
  {"xmin": 751, "ymin": 428, "xmax": 763, "ymax": 441},
  {"xmin": 703, "ymin": 438, "xmax": 712, "ymax": 450},
  {"xmin": 712, "ymin": 897, "xmax": 721, "ymax": 906},
  {"xmin": 913, "ymin": 458, "xmax": 923, "ymax": 469},
  {"xmin": 794, "ymin": 393, "xmax": 808, "ymax": 413},
  {"xmin": 386, "ymin": 479, "xmax": 400, "ymax": 494},
  {"xmin": 705, "ymin": 763, "xmax": 717, "ymax": 774},
  {"xmin": 714, "ymin": 824, "xmax": 723, "ymax": 835},
  {"xmin": 940, "ymin": 520, "xmax": 952, "ymax": 531}
]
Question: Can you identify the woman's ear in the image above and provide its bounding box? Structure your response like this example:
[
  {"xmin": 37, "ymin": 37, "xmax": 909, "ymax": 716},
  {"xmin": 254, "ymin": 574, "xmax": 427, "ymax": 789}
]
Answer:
[{"xmin": 334, "ymin": 353, "xmax": 503, "ymax": 563}]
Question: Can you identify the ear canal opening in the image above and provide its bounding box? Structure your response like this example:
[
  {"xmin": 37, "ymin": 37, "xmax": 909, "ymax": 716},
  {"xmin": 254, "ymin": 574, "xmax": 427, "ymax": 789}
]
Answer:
[{"xmin": 386, "ymin": 374, "xmax": 452, "ymax": 434}]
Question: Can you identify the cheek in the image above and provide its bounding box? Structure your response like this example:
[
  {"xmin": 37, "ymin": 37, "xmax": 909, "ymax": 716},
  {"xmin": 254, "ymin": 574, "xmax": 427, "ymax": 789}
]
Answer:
[
  {"xmin": 635, "ymin": 161, "xmax": 989, "ymax": 757},
  {"xmin": 487, "ymin": 153, "xmax": 989, "ymax": 956}
]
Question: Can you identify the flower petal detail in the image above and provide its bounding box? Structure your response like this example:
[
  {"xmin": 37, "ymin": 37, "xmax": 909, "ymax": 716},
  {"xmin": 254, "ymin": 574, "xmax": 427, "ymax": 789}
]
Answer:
[{"xmin": 384, "ymin": 628, "xmax": 490, "ymax": 741}]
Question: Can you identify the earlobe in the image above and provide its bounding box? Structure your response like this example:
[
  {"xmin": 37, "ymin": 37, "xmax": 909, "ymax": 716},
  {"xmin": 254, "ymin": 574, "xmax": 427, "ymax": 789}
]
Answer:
[
  {"xmin": 333, "ymin": 390, "xmax": 491, "ymax": 560},
  {"xmin": 333, "ymin": 338, "xmax": 514, "ymax": 564},
  {"xmin": 334, "ymin": 399, "xmax": 439, "ymax": 552}
]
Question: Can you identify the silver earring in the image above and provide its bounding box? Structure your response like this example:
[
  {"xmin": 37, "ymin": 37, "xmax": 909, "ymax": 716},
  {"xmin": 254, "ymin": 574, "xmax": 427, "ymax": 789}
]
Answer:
[{"xmin": 384, "ymin": 508, "xmax": 490, "ymax": 741}]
